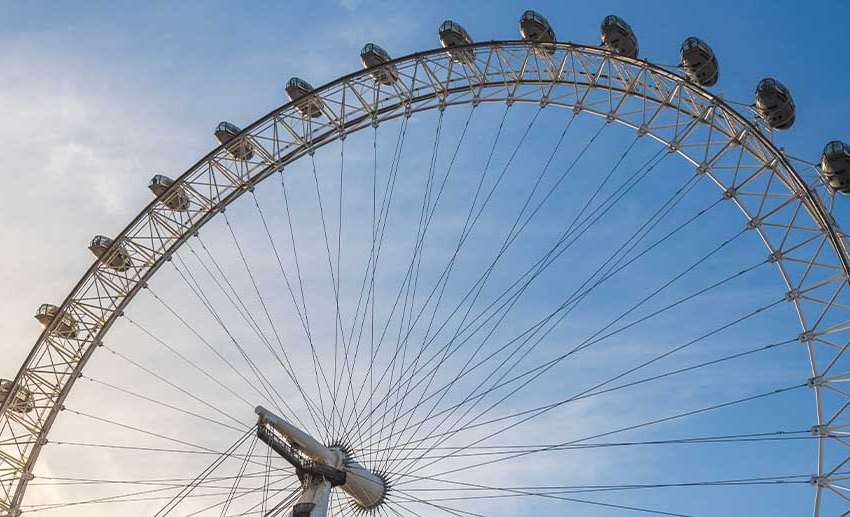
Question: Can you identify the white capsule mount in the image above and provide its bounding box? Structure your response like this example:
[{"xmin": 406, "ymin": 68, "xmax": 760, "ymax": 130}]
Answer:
[{"xmin": 255, "ymin": 406, "xmax": 387, "ymax": 517}]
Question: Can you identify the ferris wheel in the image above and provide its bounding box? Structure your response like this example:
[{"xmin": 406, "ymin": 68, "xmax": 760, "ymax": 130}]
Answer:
[{"xmin": 3, "ymin": 10, "xmax": 850, "ymax": 517}]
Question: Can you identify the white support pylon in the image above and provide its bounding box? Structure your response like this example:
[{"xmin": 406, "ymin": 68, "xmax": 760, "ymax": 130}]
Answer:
[{"xmin": 292, "ymin": 475, "xmax": 333, "ymax": 517}]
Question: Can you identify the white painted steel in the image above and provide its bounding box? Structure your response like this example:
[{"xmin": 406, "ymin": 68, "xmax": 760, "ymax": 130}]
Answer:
[
  {"xmin": 256, "ymin": 406, "xmax": 387, "ymax": 511},
  {"xmin": 257, "ymin": 406, "xmax": 342, "ymax": 467},
  {"xmin": 295, "ymin": 478, "xmax": 332, "ymax": 517}
]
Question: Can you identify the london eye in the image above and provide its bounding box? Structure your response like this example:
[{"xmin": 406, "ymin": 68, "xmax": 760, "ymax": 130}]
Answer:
[{"xmin": 2, "ymin": 10, "xmax": 850, "ymax": 517}]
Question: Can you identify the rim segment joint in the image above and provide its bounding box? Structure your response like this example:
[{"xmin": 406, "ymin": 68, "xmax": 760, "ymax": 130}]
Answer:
[
  {"xmin": 668, "ymin": 140, "xmax": 680, "ymax": 153},
  {"xmin": 730, "ymin": 129, "xmax": 748, "ymax": 146},
  {"xmin": 799, "ymin": 330, "xmax": 817, "ymax": 342},
  {"xmin": 811, "ymin": 424, "xmax": 834, "ymax": 437},
  {"xmin": 807, "ymin": 375, "xmax": 826, "ymax": 388},
  {"xmin": 809, "ymin": 474, "xmax": 829, "ymax": 487}
]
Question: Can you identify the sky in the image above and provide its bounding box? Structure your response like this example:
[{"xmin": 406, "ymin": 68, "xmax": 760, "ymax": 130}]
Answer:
[{"xmin": 1, "ymin": 1, "xmax": 850, "ymax": 516}]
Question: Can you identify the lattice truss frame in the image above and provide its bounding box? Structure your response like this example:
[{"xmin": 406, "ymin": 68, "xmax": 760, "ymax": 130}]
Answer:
[{"xmin": 2, "ymin": 41, "xmax": 849, "ymax": 516}]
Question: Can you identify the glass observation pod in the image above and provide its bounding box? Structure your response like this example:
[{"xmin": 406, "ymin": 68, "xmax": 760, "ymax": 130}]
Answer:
[
  {"xmin": 286, "ymin": 77, "xmax": 324, "ymax": 118},
  {"xmin": 439, "ymin": 20, "xmax": 475, "ymax": 64},
  {"xmin": 148, "ymin": 174, "xmax": 189, "ymax": 212},
  {"xmin": 600, "ymin": 15, "xmax": 639, "ymax": 59},
  {"xmin": 754, "ymin": 78, "xmax": 795, "ymax": 130},
  {"xmin": 821, "ymin": 140, "xmax": 850, "ymax": 194},
  {"xmin": 519, "ymin": 10, "xmax": 556, "ymax": 54},
  {"xmin": 34, "ymin": 303, "xmax": 78, "ymax": 339},
  {"xmin": 360, "ymin": 43, "xmax": 399, "ymax": 86},
  {"xmin": 89, "ymin": 235, "xmax": 132, "ymax": 272},
  {"xmin": 680, "ymin": 37, "xmax": 719, "ymax": 87},
  {"xmin": 214, "ymin": 121, "xmax": 255, "ymax": 161},
  {"xmin": 0, "ymin": 379, "xmax": 34, "ymax": 414}
]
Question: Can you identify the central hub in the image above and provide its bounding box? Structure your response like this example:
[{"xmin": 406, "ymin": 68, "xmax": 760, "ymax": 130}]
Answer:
[{"xmin": 255, "ymin": 406, "xmax": 387, "ymax": 514}]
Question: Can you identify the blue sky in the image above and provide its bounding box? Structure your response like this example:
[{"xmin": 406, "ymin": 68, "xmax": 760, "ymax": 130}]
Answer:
[{"xmin": 1, "ymin": 1, "xmax": 849, "ymax": 516}]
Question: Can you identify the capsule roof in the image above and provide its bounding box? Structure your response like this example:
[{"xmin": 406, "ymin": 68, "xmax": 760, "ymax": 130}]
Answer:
[
  {"xmin": 287, "ymin": 77, "xmax": 314, "ymax": 91},
  {"xmin": 601, "ymin": 14, "xmax": 631, "ymax": 32},
  {"xmin": 90, "ymin": 235, "xmax": 114, "ymax": 249},
  {"xmin": 35, "ymin": 303, "xmax": 58, "ymax": 317},
  {"xmin": 824, "ymin": 140, "xmax": 850, "ymax": 157},
  {"xmin": 439, "ymin": 20, "xmax": 470, "ymax": 39},
  {"xmin": 519, "ymin": 9, "xmax": 556, "ymax": 51},
  {"xmin": 149, "ymin": 174, "xmax": 173, "ymax": 188},
  {"xmin": 361, "ymin": 43, "xmax": 391, "ymax": 61},
  {"xmin": 521, "ymin": 9, "xmax": 551, "ymax": 27},
  {"xmin": 216, "ymin": 121, "xmax": 240, "ymax": 135},
  {"xmin": 756, "ymin": 77, "xmax": 787, "ymax": 93},
  {"xmin": 681, "ymin": 36, "xmax": 709, "ymax": 53}
]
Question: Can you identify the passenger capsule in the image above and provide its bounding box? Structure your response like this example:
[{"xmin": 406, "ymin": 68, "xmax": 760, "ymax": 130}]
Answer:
[
  {"xmin": 680, "ymin": 37, "xmax": 718, "ymax": 87},
  {"xmin": 148, "ymin": 174, "xmax": 189, "ymax": 211},
  {"xmin": 34, "ymin": 304, "xmax": 78, "ymax": 339},
  {"xmin": 215, "ymin": 121, "xmax": 255, "ymax": 161},
  {"xmin": 754, "ymin": 78, "xmax": 795, "ymax": 130},
  {"xmin": 0, "ymin": 379, "xmax": 34, "ymax": 414},
  {"xmin": 361, "ymin": 43, "xmax": 399, "ymax": 86},
  {"xmin": 600, "ymin": 15, "xmax": 638, "ymax": 58},
  {"xmin": 89, "ymin": 235, "xmax": 132, "ymax": 272},
  {"xmin": 286, "ymin": 77, "xmax": 324, "ymax": 118},
  {"xmin": 439, "ymin": 20, "xmax": 475, "ymax": 63},
  {"xmin": 820, "ymin": 141, "xmax": 850, "ymax": 194},
  {"xmin": 519, "ymin": 10, "xmax": 556, "ymax": 54}
]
